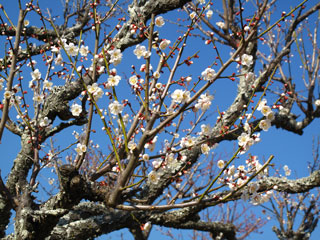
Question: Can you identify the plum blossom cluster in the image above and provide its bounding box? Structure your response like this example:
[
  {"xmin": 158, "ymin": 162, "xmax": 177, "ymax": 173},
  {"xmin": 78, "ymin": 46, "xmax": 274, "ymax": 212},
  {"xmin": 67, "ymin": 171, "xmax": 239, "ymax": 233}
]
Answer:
[
  {"xmin": 87, "ymin": 83, "xmax": 104, "ymax": 101},
  {"xmin": 39, "ymin": 117, "xmax": 52, "ymax": 127},
  {"xmin": 107, "ymin": 74, "xmax": 121, "ymax": 87},
  {"xmin": 217, "ymin": 155, "xmax": 267, "ymax": 189},
  {"xmin": 180, "ymin": 136, "xmax": 196, "ymax": 148},
  {"xmin": 171, "ymin": 89, "xmax": 190, "ymax": 104},
  {"xmin": 129, "ymin": 75, "xmax": 144, "ymax": 90},
  {"xmin": 257, "ymin": 99, "xmax": 275, "ymax": 131},
  {"xmin": 134, "ymin": 45, "xmax": 151, "ymax": 59},
  {"xmin": 237, "ymin": 131, "xmax": 260, "ymax": 154},
  {"xmin": 107, "ymin": 48, "xmax": 122, "ymax": 66},
  {"xmin": 75, "ymin": 143, "xmax": 87, "ymax": 155},
  {"xmin": 194, "ymin": 91, "xmax": 214, "ymax": 111},
  {"xmin": 109, "ymin": 101, "xmax": 124, "ymax": 115},
  {"xmin": 61, "ymin": 39, "xmax": 89, "ymax": 57},
  {"xmin": 283, "ymin": 165, "xmax": 291, "ymax": 176},
  {"xmin": 217, "ymin": 155, "xmax": 272, "ymax": 205},
  {"xmin": 29, "ymin": 68, "xmax": 41, "ymax": 88},
  {"xmin": 236, "ymin": 99, "xmax": 274, "ymax": 153},
  {"xmin": 201, "ymin": 68, "xmax": 217, "ymax": 81}
]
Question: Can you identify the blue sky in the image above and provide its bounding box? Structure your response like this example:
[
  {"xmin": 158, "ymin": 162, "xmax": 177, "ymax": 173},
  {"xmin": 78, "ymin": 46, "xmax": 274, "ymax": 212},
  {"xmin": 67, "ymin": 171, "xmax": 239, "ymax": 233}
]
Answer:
[{"xmin": 1, "ymin": 0, "xmax": 320, "ymax": 239}]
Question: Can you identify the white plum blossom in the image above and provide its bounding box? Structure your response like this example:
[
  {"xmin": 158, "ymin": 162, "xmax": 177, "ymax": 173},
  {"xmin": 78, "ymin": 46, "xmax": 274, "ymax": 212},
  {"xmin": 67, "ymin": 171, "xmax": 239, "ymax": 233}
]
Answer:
[
  {"xmin": 260, "ymin": 105, "xmax": 272, "ymax": 116},
  {"xmin": 108, "ymin": 48, "xmax": 122, "ymax": 66},
  {"xmin": 259, "ymin": 119, "xmax": 271, "ymax": 131},
  {"xmin": 134, "ymin": 45, "xmax": 148, "ymax": 59},
  {"xmin": 4, "ymin": 91, "xmax": 13, "ymax": 99},
  {"xmin": 142, "ymin": 154, "xmax": 149, "ymax": 161},
  {"xmin": 216, "ymin": 21, "xmax": 225, "ymax": 28},
  {"xmin": 107, "ymin": 75, "xmax": 121, "ymax": 87},
  {"xmin": 195, "ymin": 92, "xmax": 214, "ymax": 111},
  {"xmin": 87, "ymin": 83, "xmax": 104, "ymax": 100},
  {"xmin": 315, "ymin": 99, "xmax": 320, "ymax": 107},
  {"xmin": 200, "ymin": 124, "xmax": 212, "ymax": 136},
  {"xmin": 155, "ymin": 16, "xmax": 165, "ymax": 27},
  {"xmin": 241, "ymin": 54, "xmax": 253, "ymax": 66},
  {"xmin": 159, "ymin": 39, "xmax": 171, "ymax": 50},
  {"xmin": 112, "ymin": 166, "xmax": 120, "ymax": 173},
  {"xmin": 65, "ymin": 42, "xmax": 79, "ymax": 56},
  {"xmin": 155, "ymin": 83, "xmax": 163, "ymax": 90},
  {"xmin": 201, "ymin": 68, "xmax": 216, "ymax": 81},
  {"xmin": 190, "ymin": 11, "xmax": 197, "ymax": 19},
  {"xmin": 171, "ymin": 89, "xmax": 190, "ymax": 103},
  {"xmin": 75, "ymin": 143, "xmax": 87, "ymax": 155},
  {"xmin": 180, "ymin": 136, "xmax": 196, "ymax": 148},
  {"xmin": 165, "ymin": 153, "xmax": 181, "ymax": 172},
  {"xmin": 88, "ymin": 83, "xmax": 99, "ymax": 94},
  {"xmin": 33, "ymin": 94, "xmax": 44, "ymax": 104},
  {"xmin": 182, "ymin": 91, "xmax": 191, "ymax": 103},
  {"xmin": 71, "ymin": 103, "xmax": 82, "ymax": 117},
  {"xmin": 217, "ymin": 160, "xmax": 225, "ymax": 169},
  {"xmin": 148, "ymin": 171, "xmax": 160, "ymax": 184},
  {"xmin": 206, "ymin": 10, "xmax": 213, "ymax": 19},
  {"xmin": 201, "ymin": 143, "xmax": 210, "ymax": 155},
  {"xmin": 237, "ymin": 132, "xmax": 254, "ymax": 150},
  {"xmin": 39, "ymin": 117, "xmax": 52, "ymax": 127},
  {"xmin": 79, "ymin": 45, "xmax": 89, "ymax": 56},
  {"xmin": 31, "ymin": 69, "xmax": 41, "ymax": 80},
  {"xmin": 93, "ymin": 87, "xmax": 104, "ymax": 100},
  {"xmin": 153, "ymin": 71, "xmax": 160, "ymax": 79},
  {"xmin": 129, "ymin": 75, "xmax": 139, "ymax": 86},
  {"xmin": 43, "ymin": 80, "xmax": 53, "ymax": 90},
  {"xmin": 283, "ymin": 165, "xmax": 291, "ymax": 176},
  {"xmin": 144, "ymin": 50, "xmax": 151, "ymax": 58},
  {"xmin": 109, "ymin": 100, "xmax": 124, "ymax": 115}
]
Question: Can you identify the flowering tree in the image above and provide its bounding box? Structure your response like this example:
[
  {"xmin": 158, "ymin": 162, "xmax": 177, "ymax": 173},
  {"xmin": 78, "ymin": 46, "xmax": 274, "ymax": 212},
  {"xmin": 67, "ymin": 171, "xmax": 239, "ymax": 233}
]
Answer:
[{"xmin": 1, "ymin": 0, "xmax": 320, "ymax": 239}]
